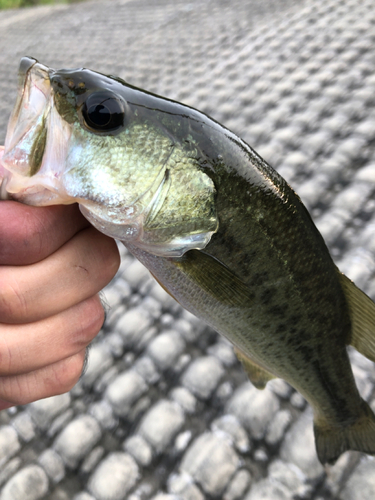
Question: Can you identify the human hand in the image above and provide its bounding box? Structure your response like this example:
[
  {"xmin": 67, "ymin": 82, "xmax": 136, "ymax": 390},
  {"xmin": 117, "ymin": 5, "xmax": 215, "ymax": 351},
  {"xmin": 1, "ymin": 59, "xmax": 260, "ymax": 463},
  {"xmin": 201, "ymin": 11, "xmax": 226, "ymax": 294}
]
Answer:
[{"xmin": 0, "ymin": 147, "xmax": 120, "ymax": 409}]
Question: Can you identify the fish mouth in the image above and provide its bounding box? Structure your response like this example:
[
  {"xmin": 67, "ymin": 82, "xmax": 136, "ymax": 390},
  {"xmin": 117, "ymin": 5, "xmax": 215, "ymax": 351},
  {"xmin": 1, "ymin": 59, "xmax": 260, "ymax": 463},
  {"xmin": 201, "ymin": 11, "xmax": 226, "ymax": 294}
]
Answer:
[
  {"xmin": 1, "ymin": 57, "xmax": 73, "ymax": 205},
  {"xmin": 5, "ymin": 57, "xmax": 52, "ymax": 159}
]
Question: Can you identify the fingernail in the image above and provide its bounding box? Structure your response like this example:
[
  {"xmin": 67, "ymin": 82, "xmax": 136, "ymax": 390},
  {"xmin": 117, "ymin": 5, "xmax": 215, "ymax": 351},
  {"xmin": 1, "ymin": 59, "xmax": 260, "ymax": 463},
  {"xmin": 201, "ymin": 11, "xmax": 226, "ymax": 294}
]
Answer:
[{"xmin": 0, "ymin": 399, "xmax": 13, "ymax": 411}]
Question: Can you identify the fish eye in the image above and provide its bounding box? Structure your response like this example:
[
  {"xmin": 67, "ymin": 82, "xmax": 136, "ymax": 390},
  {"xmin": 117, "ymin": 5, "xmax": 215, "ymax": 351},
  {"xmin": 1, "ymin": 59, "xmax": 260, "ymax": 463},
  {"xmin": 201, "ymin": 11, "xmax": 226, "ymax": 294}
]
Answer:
[{"xmin": 82, "ymin": 91, "xmax": 125, "ymax": 133}]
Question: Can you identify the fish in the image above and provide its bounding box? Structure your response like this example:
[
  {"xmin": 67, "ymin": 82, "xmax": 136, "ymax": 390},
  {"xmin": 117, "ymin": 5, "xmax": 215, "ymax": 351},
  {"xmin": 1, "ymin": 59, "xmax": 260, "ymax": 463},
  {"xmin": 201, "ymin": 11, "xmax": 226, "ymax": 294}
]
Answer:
[{"xmin": 2, "ymin": 57, "xmax": 375, "ymax": 465}]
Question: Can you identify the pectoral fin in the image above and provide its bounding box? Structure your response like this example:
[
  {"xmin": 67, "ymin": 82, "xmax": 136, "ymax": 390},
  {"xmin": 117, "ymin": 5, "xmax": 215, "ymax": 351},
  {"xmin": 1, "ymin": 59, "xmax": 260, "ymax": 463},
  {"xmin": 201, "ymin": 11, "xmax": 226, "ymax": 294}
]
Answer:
[
  {"xmin": 338, "ymin": 271, "xmax": 375, "ymax": 363},
  {"xmin": 234, "ymin": 346, "xmax": 275, "ymax": 389},
  {"xmin": 174, "ymin": 249, "xmax": 255, "ymax": 308}
]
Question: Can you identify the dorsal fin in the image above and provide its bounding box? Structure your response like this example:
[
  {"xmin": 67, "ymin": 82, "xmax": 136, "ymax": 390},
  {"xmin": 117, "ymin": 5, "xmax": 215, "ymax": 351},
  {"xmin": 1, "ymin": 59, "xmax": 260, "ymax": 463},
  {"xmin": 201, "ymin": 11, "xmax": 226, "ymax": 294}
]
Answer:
[{"xmin": 338, "ymin": 271, "xmax": 375, "ymax": 363}]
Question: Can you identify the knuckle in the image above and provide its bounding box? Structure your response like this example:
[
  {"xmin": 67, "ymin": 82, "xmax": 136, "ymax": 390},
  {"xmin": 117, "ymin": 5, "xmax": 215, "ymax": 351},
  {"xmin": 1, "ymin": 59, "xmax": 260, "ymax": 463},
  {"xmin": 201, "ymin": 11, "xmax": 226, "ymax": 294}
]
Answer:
[
  {"xmin": 0, "ymin": 272, "xmax": 27, "ymax": 323},
  {"xmin": 91, "ymin": 232, "xmax": 120, "ymax": 282},
  {"xmin": 0, "ymin": 338, "xmax": 14, "ymax": 376},
  {"xmin": 0, "ymin": 372, "xmax": 32, "ymax": 406},
  {"xmin": 104, "ymin": 240, "xmax": 121, "ymax": 279},
  {"xmin": 72, "ymin": 296, "xmax": 105, "ymax": 350},
  {"xmin": 0, "ymin": 351, "xmax": 86, "ymax": 405},
  {"xmin": 51, "ymin": 351, "xmax": 86, "ymax": 394}
]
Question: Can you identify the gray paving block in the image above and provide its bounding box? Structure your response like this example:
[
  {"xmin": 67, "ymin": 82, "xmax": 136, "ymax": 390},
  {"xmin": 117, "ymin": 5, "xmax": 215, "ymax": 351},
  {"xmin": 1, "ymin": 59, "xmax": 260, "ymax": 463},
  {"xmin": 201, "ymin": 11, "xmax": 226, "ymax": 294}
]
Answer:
[
  {"xmin": 138, "ymin": 400, "xmax": 185, "ymax": 453},
  {"xmin": 26, "ymin": 394, "xmax": 71, "ymax": 431},
  {"xmin": 105, "ymin": 370, "xmax": 148, "ymax": 417},
  {"xmin": 180, "ymin": 432, "xmax": 240, "ymax": 496},
  {"xmin": 38, "ymin": 448, "xmax": 65, "ymax": 483},
  {"xmin": 53, "ymin": 415, "xmax": 102, "ymax": 468},
  {"xmin": 10, "ymin": 413, "xmax": 35, "ymax": 443},
  {"xmin": 87, "ymin": 452, "xmax": 138, "ymax": 500},
  {"xmin": 0, "ymin": 426, "xmax": 20, "ymax": 469},
  {"xmin": 280, "ymin": 409, "xmax": 324, "ymax": 480},
  {"xmin": 146, "ymin": 330, "xmax": 186, "ymax": 370},
  {"xmin": 0, "ymin": 465, "xmax": 48, "ymax": 500},
  {"xmin": 181, "ymin": 356, "xmax": 224, "ymax": 399},
  {"xmin": 226, "ymin": 383, "xmax": 280, "ymax": 440},
  {"xmin": 123, "ymin": 435, "xmax": 153, "ymax": 467}
]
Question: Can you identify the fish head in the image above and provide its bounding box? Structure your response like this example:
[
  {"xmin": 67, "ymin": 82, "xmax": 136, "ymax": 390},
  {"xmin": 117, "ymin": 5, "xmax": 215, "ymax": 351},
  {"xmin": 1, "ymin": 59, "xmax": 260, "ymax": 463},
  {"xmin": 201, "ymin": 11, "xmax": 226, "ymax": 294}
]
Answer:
[{"xmin": 1, "ymin": 57, "xmax": 218, "ymax": 257}]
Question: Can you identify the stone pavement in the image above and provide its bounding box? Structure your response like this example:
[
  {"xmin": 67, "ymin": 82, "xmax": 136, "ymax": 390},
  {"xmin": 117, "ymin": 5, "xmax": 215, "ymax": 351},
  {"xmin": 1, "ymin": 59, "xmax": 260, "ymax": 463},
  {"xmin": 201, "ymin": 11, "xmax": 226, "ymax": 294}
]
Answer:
[{"xmin": 1, "ymin": 0, "xmax": 375, "ymax": 498}]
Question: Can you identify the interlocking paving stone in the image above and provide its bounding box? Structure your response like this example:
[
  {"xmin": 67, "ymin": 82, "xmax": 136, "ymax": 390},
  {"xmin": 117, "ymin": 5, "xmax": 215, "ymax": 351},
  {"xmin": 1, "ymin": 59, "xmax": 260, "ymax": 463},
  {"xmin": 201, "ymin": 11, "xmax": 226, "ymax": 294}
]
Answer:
[
  {"xmin": 53, "ymin": 415, "xmax": 102, "ymax": 469},
  {"xmin": 87, "ymin": 452, "xmax": 139, "ymax": 500},
  {"xmin": 0, "ymin": 426, "xmax": 20, "ymax": 469},
  {"xmin": 0, "ymin": 465, "xmax": 48, "ymax": 500},
  {"xmin": 180, "ymin": 432, "xmax": 240, "ymax": 496}
]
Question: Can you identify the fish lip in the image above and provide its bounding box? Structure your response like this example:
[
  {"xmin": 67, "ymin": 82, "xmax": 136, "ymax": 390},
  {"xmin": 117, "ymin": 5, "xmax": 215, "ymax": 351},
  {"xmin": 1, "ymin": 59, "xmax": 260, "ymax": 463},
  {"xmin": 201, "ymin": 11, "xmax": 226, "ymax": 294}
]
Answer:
[
  {"xmin": 3, "ymin": 58, "xmax": 52, "ymax": 174},
  {"xmin": 18, "ymin": 56, "xmax": 38, "ymax": 80},
  {"xmin": 2, "ymin": 58, "xmax": 73, "ymax": 204}
]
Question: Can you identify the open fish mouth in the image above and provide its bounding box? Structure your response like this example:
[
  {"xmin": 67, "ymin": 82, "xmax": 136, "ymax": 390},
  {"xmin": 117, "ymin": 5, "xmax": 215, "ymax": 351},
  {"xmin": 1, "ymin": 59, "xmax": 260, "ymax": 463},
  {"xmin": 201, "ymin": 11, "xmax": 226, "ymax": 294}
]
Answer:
[
  {"xmin": 1, "ymin": 57, "xmax": 73, "ymax": 205},
  {"xmin": 5, "ymin": 57, "xmax": 51, "ymax": 170}
]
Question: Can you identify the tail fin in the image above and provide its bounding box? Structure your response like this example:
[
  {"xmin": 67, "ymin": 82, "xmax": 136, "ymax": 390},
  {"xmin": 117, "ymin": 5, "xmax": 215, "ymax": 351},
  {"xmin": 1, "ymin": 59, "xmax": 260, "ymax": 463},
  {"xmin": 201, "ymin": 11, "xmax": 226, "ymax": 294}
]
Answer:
[{"xmin": 314, "ymin": 399, "xmax": 375, "ymax": 464}]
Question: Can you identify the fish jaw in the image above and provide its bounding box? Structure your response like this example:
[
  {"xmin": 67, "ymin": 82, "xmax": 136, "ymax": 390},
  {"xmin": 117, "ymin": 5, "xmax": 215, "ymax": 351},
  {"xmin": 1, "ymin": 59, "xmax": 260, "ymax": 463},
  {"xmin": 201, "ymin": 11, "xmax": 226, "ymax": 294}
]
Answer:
[{"xmin": 1, "ymin": 57, "xmax": 75, "ymax": 206}]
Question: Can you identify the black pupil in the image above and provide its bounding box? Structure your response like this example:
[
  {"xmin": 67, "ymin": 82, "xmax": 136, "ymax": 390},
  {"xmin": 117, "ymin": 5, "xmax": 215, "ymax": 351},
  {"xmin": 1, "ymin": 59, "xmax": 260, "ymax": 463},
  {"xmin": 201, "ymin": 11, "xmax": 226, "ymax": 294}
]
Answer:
[
  {"xmin": 87, "ymin": 103, "xmax": 111, "ymax": 127},
  {"xmin": 82, "ymin": 92, "xmax": 124, "ymax": 132}
]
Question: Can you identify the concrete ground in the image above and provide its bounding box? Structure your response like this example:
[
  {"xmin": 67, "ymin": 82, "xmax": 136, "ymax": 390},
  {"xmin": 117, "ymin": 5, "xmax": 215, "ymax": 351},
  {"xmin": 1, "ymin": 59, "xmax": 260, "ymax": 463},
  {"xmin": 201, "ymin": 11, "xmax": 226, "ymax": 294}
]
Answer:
[{"xmin": 1, "ymin": 0, "xmax": 375, "ymax": 499}]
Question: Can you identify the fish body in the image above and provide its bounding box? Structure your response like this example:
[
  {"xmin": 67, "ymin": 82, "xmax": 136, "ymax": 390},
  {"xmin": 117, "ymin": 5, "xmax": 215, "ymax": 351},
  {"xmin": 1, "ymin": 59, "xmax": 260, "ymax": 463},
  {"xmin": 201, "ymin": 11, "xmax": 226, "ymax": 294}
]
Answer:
[{"xmin": 2, "ymin": 58, "xmax": 375, "ymax": 464}]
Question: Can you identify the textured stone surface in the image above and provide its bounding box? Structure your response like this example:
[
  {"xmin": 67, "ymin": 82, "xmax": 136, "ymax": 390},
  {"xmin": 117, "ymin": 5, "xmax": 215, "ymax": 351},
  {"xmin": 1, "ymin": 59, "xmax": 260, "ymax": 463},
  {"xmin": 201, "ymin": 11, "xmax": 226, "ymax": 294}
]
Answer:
[
  {"xmin": 88, "ymin": 400, "xmax": 117, "ymax": 430},
  {"xmin": 10, "ymin": 413, "xmax": 35, "ymax": 443},
  {"xmin": 170, "ymin": 387, "xmax": 197, "ymax": 414},
  {"xmin": 80, "ymin": 446, "xmax": 105, "ymax": 474},
  {"xmin": 224, "ymin": 469, "xmax": 252, "ymax": 500},
  {"xmin": 0, "ymin": 458, "xmax": 22, "ymax": 489},
  {"xmin": 73, "ymin": 494, "xmax": 96, "ymax": 500},
  {"xmin": 146, "ymin": 330, "xmax": 186, "ymax": 370},
  {"xmin": 105, "ymin": 370, "xmax": 148, "ymax": 416},
  {"xmin": 0, "ymin": 426, "xmax": 20, "ymax": 469},
  {"xmin": 138, "ymin": 400, "xmax": 185, "ymax": 453},
  {"xmin": 53, "ymin": 415, "xmax": 102, "ymax": 468},
  {"xmin": 38, "ymin": 448, "xmax": 65, "ymax": 483},
  {"xmin": 0, "ymin": 465, "xmax": 48, "ymax": 500},
  {"xmin": 27, "ymin": 394, "xmax": 71, "ymax": 430},
  {"xmin": 124, "ymin": 435, "xmax": 153, "ymax": 466},
  {"xmin": 1, "ymin": 0, "xmax": 375, "ymax": 498},
  {"xmin": 88, "ymin": 452, "xmax": 139, "ymax": 500},
  {"xmin": 211, "ymin": 414, "xmax": 250, "ymax": 453},
  {"xmin": 226, "ymin": 383, "xmax": 280, "ymax": 440},
  {"xmin": 116, "ymin": 307, "xmax": 152, "ymax": 347},
  {"xmin": 81, "ymin": 343, "xmax": 113, "ymax": 388},
  {"xmin": 268, "ymin": 460, "xmax": 309, "ymax": 498},
  {"xmin": 280, "ymin": 409, "xmax": 324, "ymax": 480},
  {"xmin": 181, "ymin": 356, "xmax": 225, "ymax": 399},
  {"xmin": 168, "ymin": 472, "xmax": 205, "ymax": 500},
  {"xmin": 245, "ymin": 478, "xmax": 293, "ymax": 500},
  {"xmin": 265, "ymin": 410, "xmax": 292, "ymax": 446},
  {"xmin": 340, "ymin": 459, "xmax": 375, "ymax": 500},
  {"xmin": 180, "ymin": 432, "xmax": 240, "ymax": 496}
]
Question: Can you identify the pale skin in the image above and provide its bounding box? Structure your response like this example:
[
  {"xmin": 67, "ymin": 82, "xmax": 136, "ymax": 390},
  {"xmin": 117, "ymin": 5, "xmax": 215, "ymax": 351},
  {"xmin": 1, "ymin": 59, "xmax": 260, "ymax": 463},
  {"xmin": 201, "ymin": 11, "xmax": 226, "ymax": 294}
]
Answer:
[{"xmin": 0, "ymin": 146, "xmax": 121, "ymax": 410}]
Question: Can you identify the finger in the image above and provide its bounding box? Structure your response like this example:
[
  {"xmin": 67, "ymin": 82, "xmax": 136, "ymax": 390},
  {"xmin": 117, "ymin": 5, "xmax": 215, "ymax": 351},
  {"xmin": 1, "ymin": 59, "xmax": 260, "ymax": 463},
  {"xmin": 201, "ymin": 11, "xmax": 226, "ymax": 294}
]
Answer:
[
  {"xmin": 0, "ymin": 398, "xmax": 12, "ymax": 411},
  {"xmin": 0, "ymin": 294, "xmax": 104, "ymax": 376},
  {"xmin": 0, "ymin": 201, "xmax": 90, "ymax": 266},
  {"xmin": 0, "ymin": 145, "xmax": 5, "ymax": 180},
  {"xmin": 0, "ymin": 226, "xmax": 120, "ymax": 324},
  {"xmin": 0, "ymin": 349, "xmax": 87, "ymax": 406}
]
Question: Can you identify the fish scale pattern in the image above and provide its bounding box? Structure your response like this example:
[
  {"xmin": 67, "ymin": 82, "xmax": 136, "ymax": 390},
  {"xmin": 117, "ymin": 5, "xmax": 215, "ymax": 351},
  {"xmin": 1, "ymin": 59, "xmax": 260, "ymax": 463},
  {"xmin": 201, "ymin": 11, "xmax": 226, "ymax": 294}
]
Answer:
[{"xmin": 1, "ymin": 0, "xmax": 375, "ymax": 499}]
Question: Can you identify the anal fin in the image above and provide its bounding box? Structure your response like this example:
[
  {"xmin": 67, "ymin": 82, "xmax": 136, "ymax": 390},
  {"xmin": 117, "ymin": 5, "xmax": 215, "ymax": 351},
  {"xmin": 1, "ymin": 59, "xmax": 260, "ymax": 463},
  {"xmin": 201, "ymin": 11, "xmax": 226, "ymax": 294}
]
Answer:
[
  {"xmin": 338, "ymin": 271, "xmax": 375, "ymax": 363},
  {"xmin": 234, "ymin": 346, "xmax": 275, "ymax": 390}
]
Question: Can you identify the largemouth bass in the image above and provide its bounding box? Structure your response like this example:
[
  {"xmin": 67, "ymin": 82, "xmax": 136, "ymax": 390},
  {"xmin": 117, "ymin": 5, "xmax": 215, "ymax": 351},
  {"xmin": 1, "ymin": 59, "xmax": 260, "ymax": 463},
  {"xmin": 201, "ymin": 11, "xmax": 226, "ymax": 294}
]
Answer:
[{"xmin": 2, "ymin": 57, "xmax": 375, "ymax": 465}]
